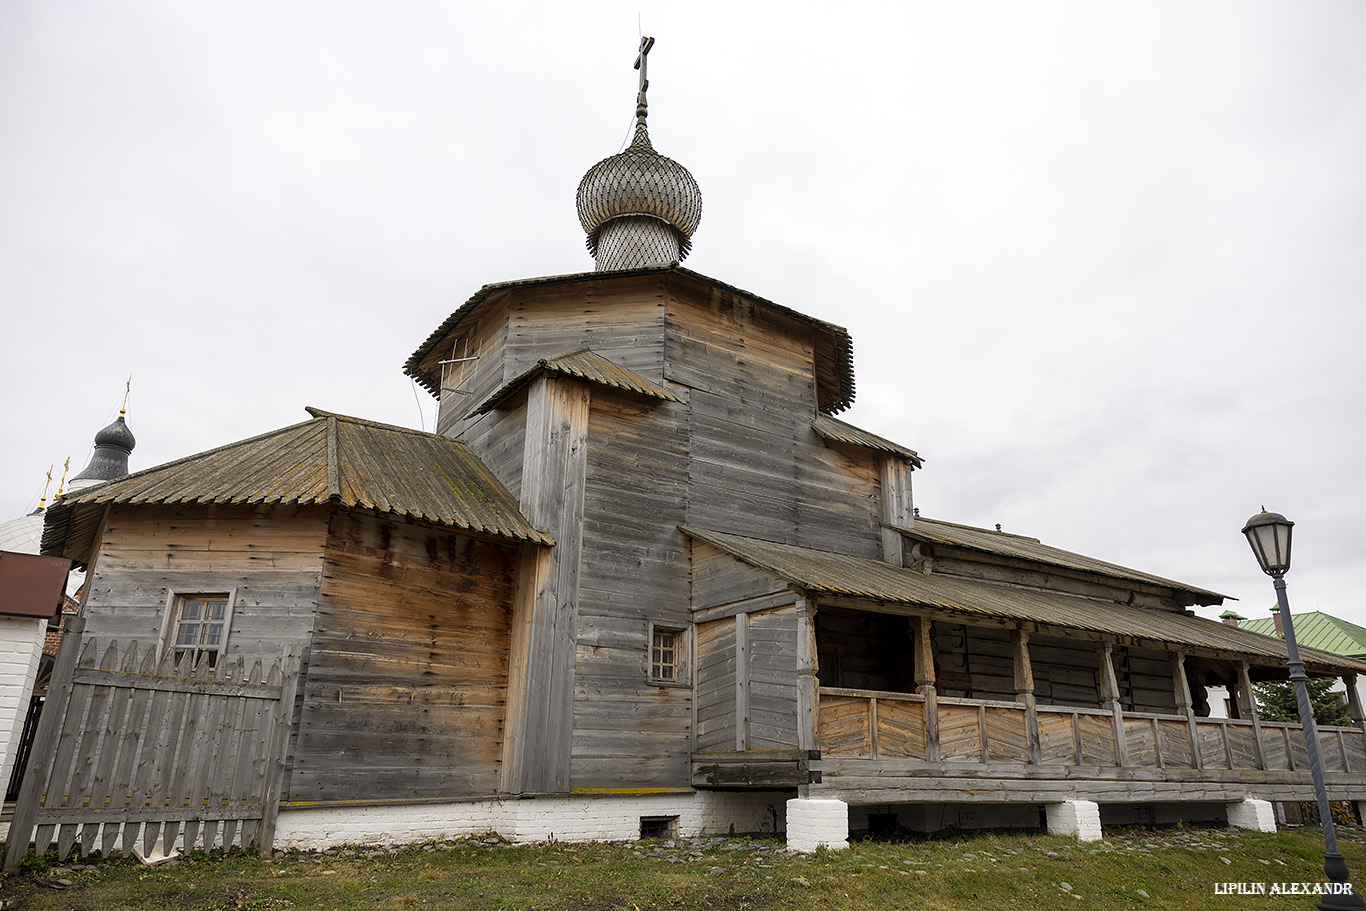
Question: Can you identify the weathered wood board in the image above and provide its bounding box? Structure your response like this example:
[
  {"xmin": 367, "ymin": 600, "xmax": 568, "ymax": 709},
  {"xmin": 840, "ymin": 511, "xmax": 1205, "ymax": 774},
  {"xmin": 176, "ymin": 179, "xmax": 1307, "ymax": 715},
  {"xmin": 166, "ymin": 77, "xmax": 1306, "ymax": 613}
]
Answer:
[{"xmin": 290, "ymin": 511, "xmax": 515, "ymax": 802}]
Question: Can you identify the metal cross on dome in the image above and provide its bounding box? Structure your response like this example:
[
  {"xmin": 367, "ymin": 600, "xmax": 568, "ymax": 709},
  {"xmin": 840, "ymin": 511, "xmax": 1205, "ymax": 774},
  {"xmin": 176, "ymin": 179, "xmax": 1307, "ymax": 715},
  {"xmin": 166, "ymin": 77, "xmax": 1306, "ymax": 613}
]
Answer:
[{"xmin": 634, "ymin": 36, "xmax": 654, "ymax": 128}]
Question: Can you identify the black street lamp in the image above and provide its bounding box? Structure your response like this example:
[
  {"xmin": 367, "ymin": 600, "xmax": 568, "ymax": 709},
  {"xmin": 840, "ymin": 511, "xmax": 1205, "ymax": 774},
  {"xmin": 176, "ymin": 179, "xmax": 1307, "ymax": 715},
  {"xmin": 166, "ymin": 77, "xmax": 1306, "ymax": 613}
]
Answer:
[{"xmin": 1243, "ymin": 508, "xmax": 1365, "ymax": 909}]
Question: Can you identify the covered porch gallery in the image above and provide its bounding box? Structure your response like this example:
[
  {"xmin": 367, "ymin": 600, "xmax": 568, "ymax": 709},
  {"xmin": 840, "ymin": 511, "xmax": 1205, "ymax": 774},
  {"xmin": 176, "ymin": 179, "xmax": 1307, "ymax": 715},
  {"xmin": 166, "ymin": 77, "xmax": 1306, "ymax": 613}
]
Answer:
[{"xmin": 684, "ymin": 527, "xmax": 1366, "ymax": 847}]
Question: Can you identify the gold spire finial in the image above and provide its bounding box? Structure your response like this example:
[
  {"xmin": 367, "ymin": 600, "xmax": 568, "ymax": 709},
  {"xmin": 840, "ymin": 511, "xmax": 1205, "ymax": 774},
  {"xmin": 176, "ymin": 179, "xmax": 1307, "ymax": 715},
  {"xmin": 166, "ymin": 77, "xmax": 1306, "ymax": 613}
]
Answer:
[
  {"xmin": 121, "ymin": 375, "xmax": 131, "ymax": 417},
  {"xmin": 56, "ymin": 456, "xmax": 70, "ymax": 499},
  {"xmin": 38, "ymin": 465, "xmax": 53, "ymax": 510}
]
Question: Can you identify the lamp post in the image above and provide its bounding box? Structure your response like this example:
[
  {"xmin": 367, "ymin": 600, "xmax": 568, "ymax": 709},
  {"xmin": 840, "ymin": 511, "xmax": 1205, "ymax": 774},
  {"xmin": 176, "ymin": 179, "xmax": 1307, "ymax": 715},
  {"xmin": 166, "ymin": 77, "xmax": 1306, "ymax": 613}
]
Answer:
[{"xmin": 1243, "ymin": 508, "xmax": 1365, "ymax": 909}]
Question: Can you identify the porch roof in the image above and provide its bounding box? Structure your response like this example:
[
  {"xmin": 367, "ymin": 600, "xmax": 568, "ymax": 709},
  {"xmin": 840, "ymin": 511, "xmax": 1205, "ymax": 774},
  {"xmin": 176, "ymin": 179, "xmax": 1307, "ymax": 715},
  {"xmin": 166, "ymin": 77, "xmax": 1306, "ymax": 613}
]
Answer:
[{"xmin": 681, "ymin": 526, "xmax": 1366, "ymax": 675}]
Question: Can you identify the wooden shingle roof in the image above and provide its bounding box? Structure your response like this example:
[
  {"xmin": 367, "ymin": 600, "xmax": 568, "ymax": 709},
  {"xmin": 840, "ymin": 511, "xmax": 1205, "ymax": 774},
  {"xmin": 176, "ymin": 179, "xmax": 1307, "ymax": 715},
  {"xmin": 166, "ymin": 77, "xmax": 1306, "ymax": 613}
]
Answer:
[
  {"xmin": 682, "ymin": 526, "xmax": 1363, "ymax": 675},
  {"xmin": 43, "ymin": 408, "xmax": 551, "ymax": 565},
  {"xmin": 474, "ymin": 348, "xmax": 682, "ymax": 415},
  {"xmin": 895, "ymin": 517, "xmax": 1227, "ymax": 606},
  {"xmin": 812, "ymin": 414, "xmax": 921, "ymax": 466}
]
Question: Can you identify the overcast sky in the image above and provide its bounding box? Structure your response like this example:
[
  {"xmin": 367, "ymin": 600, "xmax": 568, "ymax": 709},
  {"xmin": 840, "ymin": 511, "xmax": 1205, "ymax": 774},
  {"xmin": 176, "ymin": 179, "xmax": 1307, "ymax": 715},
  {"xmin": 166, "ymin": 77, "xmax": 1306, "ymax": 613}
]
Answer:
[{"xmin": 2, "ymin": 2, "xmax": 1362, "ymax": 629}]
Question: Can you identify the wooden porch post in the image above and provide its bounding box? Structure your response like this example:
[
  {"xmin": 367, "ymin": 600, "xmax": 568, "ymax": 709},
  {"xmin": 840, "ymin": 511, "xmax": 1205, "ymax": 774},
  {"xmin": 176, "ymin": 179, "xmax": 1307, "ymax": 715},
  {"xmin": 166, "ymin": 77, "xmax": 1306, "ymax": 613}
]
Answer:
[
  {"xmin": 1012, "ymin": 627, "xmax": 1041, "ymax": 764},
  {"xmin": 1100, "ymin": 642, "xmax": 1127, "ymax": 767},
  {"xmin": 1171, "ymin": 651, "xmax": 1203, "ymax": 770},
  {"xmin": 1238, "ymin": 661, "xmax": 1267, "ymax": 770},
  {"xmin": 1345, "ymin": 672, "xmax": 1364, "ymax": 726},
  {"xmin": 914, "ymin": 615, "xmax": 940, "ymax": 762},
  {"xmin": 795, "ymin": 595, "xmax": 818, "ymax": 753}
]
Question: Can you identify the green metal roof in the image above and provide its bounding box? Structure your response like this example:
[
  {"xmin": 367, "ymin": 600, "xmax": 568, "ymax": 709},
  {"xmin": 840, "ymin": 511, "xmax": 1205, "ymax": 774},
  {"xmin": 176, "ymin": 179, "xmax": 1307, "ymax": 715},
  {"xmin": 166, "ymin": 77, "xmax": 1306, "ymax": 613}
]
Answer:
[{"xmin": 1240, "ymin": 612, "xmax": 1366, "ymax": 660}]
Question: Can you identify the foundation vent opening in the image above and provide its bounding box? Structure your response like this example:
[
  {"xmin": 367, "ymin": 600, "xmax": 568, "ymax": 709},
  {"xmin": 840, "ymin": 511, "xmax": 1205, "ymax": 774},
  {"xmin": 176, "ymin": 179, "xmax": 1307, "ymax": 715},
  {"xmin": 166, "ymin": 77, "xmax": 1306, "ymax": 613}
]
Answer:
[{"xmin": 639, "ymin": 816, "xmax": 679, "ymax": 839}]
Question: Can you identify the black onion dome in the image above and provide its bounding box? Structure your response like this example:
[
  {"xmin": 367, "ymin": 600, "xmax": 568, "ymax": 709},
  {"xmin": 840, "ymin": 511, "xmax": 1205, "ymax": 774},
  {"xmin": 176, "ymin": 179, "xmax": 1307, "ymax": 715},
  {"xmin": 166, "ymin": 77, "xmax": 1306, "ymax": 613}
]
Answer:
[
  {"xmin": 93, "ymin": 414, "xmax": 136, "ymax": 451},
  {"xmin": 576, "ymin": 123, "xmax": 703, "ymax": 259},
  {"xmin": 70, "ymin": 413, "xmax": 136, "ymax": 486}
]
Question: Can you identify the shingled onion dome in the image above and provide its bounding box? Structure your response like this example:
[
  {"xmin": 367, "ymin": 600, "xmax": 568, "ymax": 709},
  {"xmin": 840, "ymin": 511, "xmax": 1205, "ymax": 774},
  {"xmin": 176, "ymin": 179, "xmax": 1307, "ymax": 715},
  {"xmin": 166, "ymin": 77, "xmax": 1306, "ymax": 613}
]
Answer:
[
  {"xmin": 576, "ymin": 37, "xmax": 702, "ymax": 271},
  {"xmin": 68, "ymin": 411, "xmax": 136, "ymax": 490}
]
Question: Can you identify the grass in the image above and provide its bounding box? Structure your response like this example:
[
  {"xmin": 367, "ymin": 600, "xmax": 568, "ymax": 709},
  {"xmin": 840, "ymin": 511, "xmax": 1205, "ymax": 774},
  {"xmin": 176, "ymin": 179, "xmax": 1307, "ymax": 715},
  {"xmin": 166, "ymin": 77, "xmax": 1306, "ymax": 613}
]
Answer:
[{"xmin": 3, "ymin": 825, "xmax": 1364, "ymax": 910}]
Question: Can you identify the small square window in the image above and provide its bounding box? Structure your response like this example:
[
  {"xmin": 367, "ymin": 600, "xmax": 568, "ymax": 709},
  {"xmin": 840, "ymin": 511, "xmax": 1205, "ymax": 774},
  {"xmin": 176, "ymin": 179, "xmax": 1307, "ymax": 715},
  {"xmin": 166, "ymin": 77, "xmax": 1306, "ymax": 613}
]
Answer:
[
  {"xmin": 171, "ymin": 594, "xmax": 231, "ymax": 667},
  {"xmin": 650, "ymin": 625, "xmax": 685, "ymax": 684}
]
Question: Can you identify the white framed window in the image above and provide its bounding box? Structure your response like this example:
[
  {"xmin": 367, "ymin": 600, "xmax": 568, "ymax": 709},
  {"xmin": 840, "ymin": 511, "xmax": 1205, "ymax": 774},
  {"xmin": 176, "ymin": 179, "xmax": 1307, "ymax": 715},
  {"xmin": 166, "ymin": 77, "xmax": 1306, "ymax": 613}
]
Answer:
[
  {"xmin": 648, "ymin": 622, "xmax": 688, "ymax": 685},
  {"xmin": 163, "ymin": 590, "xmax": 235, "ymax": 668}
]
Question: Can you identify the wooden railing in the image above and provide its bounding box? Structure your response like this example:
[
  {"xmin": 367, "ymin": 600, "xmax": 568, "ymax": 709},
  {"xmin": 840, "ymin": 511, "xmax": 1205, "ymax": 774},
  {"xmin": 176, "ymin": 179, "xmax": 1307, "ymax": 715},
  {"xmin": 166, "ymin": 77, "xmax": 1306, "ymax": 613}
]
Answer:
[{"xmin": 818, "ymin": 687, "xmax": 1366, "ymax": 773}]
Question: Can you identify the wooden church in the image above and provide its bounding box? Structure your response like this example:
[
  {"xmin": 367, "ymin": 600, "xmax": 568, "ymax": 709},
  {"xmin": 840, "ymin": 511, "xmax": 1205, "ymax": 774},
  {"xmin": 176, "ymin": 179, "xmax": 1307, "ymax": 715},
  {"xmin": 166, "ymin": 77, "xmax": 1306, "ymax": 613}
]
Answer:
[{"xmin": 12, "ymin": 39, "xmax": 1366, "ymax": 860}]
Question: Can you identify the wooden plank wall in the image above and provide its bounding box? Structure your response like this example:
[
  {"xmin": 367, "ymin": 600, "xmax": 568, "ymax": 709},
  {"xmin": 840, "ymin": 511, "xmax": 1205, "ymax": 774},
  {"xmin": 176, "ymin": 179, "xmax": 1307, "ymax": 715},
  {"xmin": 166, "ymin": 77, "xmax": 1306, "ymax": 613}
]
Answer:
[
  {"xmin": 289, "ymin": 511, "xmax": 516, "ymax": 802},
  {"xmin": 570, "ymin": 396, "xmax": 692, "ymax": 789},
  {"xmin": 435, "ymin": 295, "xmax": 512, "ymax": 437},
  {"xmin": 665, "ymin": 288, "xmax": 882, "ymax": 557},
  {"xmin": 81, "ymin": 505, "xmax": 327, "ymax": 658},
  {"xmin": 695, "ymin": 617, "xmax": 738, "ymax": 751},
  {"xmin": 795, "ymin": 436, "xmax": 881, "ymax": 559},
  {"xmin": 691, "ymin": 542, "xmax": 791, "ymax": 612},
  {"xmin": 459, "ymin": 400, "xmax": 528, "ymax": 503},
  {"xmin": 693, "ymin": 607, "xmax": 800, "ymax": 753},
  {"xmin": 505, "ymin": 279, "xmax": 670, "ymax": 389},
  {"xmin": 745, "ymin": 606, "xmax": 800, "ymax": 749}
]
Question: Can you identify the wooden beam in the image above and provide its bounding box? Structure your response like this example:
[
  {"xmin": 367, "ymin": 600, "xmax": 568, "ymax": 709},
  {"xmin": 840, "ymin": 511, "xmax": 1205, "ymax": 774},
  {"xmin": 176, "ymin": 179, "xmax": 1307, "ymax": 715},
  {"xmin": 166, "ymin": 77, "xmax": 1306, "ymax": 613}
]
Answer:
[
  {"xmin": 1238, "ymin": 661, "xmax": 1267, "ymax": 771},
  {"xmin": 1099, "ymin": 642, "xmax": 1127, "ymax": 768},
  {"xmin": 1346, "ymin": 673, "xmax": 1365, "ymax": 725},
  {"xmin": 692, "ymin": 589, "xmax": 797, "ymax": 623},
  {"xmin": 1012, "ymin": 628, "xmax": 1042, "ymax": 764},
  {"xmin": 796, "ymin": 596, "xmax": 818, "ymax": 754},
  {"xmin": 1171, "ymin": 651, "xmax": 1202, "ymax": 771},
  {"xmin": 913, "ymin": 615, "xmax": 940, "ymax": 762}
]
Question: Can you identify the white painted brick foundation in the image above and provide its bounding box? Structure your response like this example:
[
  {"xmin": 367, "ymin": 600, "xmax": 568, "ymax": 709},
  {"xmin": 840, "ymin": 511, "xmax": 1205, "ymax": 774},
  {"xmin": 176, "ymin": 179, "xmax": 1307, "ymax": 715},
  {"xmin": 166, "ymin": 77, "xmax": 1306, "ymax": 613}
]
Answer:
[
  {"xmin": 785, "ymin": 798, "xmax": 849, "ymax": 853},
  {"xmin": 1226, "ymin": 798, "xmax": 1277, "ymax": 833},
  {"xmin": 1045, "ymin": 800, "xmax": 1103, "ymax": 841},
  {"xmin": 274, "ymin": 791, "xmax": 786, "ymax": 851},
  {"xmin": 0, "ymin": 615, "xmax": 46, "ymax": 791}
]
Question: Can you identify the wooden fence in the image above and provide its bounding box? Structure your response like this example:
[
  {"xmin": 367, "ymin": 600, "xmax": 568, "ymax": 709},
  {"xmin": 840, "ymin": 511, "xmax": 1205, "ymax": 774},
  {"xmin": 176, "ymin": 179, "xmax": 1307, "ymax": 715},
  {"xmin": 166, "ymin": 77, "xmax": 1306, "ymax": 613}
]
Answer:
[{"xmin": 3, "ymin": 617, "xmax": 301, "ymax": 870}]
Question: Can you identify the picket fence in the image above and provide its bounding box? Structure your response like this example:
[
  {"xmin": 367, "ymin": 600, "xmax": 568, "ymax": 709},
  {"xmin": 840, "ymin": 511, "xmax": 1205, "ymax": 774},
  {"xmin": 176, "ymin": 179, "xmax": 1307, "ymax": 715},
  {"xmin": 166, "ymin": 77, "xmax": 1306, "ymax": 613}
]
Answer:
[{"xmin": 3, "ymin": 617, "xmax": 301, "ymax": 870}]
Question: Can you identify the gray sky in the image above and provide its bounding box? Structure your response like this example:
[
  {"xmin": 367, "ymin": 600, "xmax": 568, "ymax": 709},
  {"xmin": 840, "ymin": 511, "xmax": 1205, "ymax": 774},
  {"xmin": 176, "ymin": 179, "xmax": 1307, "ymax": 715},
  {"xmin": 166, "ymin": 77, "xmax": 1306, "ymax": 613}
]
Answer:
[{"xmin": 2, "ymin": 2, "xmax": 1362, "ymax": 629}]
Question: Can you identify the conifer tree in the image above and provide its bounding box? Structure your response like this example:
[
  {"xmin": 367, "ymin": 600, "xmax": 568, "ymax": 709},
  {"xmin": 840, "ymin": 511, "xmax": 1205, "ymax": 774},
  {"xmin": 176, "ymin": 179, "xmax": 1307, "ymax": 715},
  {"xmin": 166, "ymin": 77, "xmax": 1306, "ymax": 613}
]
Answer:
[{"xmin": 1254, "ymin": 677, "xmax": 1351, "ymax": 727}]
